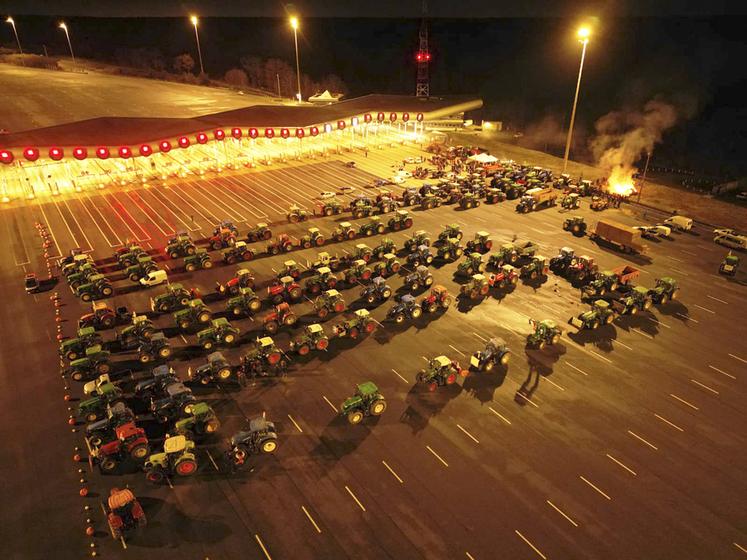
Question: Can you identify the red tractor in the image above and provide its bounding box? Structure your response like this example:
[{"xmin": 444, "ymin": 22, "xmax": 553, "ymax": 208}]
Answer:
[
  {"xmin": 209, "ymin": 226, "xmax": 237, "ymax": 250},
  {"xmin": 420, "ymin": 285, "xmax": 453, "ymax": 312},
  {"xmin": 215, "ymin": 268, "xmax": 255, "ymax": 297},
  {"xmin": 88, "ymin": 421, "xmax": 150, "ymax": 474},
  {"xmin": 267, "ymin": 276, "xmax": 303, "ymax": 304},
  {"xmin": 262, "ymin": 303, "xmax": 298, "ymax": 334},
  {"xmin": 104, "ymin": 488, "xmax": 146, "ymax": 542},
  {"xmin": 267, "ymin": 234, "xmax": 294, "ymax": 255},
  {"xmin": 78, "ymin": 302, "xmax": 131, "ymax": 330}
]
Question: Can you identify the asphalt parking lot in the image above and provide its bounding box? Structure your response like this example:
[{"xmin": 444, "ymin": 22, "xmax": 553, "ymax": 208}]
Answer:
[{"xmin": 2, "ymin": 142, "xmax": 745, "ymax": 560}]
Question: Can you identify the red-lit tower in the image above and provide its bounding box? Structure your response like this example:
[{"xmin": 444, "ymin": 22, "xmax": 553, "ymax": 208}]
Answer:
[{"xmin": 415, "ymin": 0, "xmax": 430, "ymax": 97}]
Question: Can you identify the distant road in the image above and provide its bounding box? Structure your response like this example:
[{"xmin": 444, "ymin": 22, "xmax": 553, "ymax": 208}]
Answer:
[{"xmin": 0, "ymin": 63, "xmax": 274, "ymax": 133}]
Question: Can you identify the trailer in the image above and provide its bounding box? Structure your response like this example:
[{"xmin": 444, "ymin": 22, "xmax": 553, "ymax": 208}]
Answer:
[
  {"xmin": 590, "ymin": 219, "xmax": 647, "ymax": 254},
  {"xmin": 516, "ymin": 187, "xmax": 558, "ymax": 213},
  {"xmin": 612, "ymin": 265, "xmax": 640, "ymax": 285}
]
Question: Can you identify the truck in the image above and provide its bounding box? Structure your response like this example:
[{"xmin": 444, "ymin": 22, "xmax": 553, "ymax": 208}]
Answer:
[
  {"xmin": 515, "ymin": 187, "xmax": 558, "ymax": 213},
  {"xmin": 590, "ymin": 219, "xmax": 647, "ymax": 254}
]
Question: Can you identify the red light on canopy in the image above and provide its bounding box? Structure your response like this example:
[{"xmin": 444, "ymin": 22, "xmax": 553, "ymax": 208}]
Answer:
[
  {"xmin": 49, "ymin": 147, "xmax": 64, "ymax": 161},
  {"xmin": 96, "ymin": 147, "xmax": 110, "ymax": 159},
  {"xmin": 73, "ymin": 147, "xmax": 87, "ymax": 160},
  {"xmin": 248, "ymin": 128, "xmax": 258, "ymax": 139},
  {"xmin": 337, "ymin": 120, "xmax": 346, "ymax": 130},
  {"xmin": 264, "ymin": 128, "xmax": 275, "ymax": 138},
  {"xmin": 0, "ymin": 150, "xmax": 13, "ymax": 164},
  {"xmin": 139, "ymin": 144, "xmax": 152, "ymax": 157},
  {"xmin": 295, "ymin": 128, "xmax": 305, "ymax": 138},
  {"xmin": 178, "ymin": 136, "xmax": 190, "ymax": 148},
  {"xmin": 389, "ymin": 112, "xmax": 397, "ymax": 122},
  {"xmin": 23, "ymin": 147, "xmax": 39, "ymax": 162},
  {"xmin": 310, "ymin": 126, "xmax": 319, "ymax": 136},
  {"xmin": 377, "ymin": 112, "xmax": 385, "ymax": 122},
  {"xmin": 280, "ymin": 128, "xmax": 290, "ymax": 139},
  {"xmin": 214, "ymin": 129, "xmax": 225, "ymax": 140},
  {"xmin": 364, "ymin": 113, "xmax": 372, "ymax": 123},
  {"xmin": 159, "ymin": 141, "xmax": 171, "ymax": 153},
  {"xmin": 416, "ymin": 112, "xmax": 424, "ymax": 122},
  {"xmin": 196, "ymin": 132, "xmax": 208, "ymax": 144},
  {"xmin": 231, "ymin": 127, "xmax": 242, "ymax": 139},
  {"xmin": 402, "ymin": 112, "xmax": 410, "ymax": 122},
  {"xmin": 118, "ymin": 146, "xmax": 132, "ymax": 158}
]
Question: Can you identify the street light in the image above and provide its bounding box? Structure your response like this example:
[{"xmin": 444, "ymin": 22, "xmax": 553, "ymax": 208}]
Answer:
[
  {"xmin": 562, "ymin": 26, "xmax": 591, "ymax": 173},
  {"xmin": 6, "ymin": 17, "xmax": 23, "ymax": 55},
  {"xmin": 290, "ymin": 16, "xmax": 302, "ymax": 102},
  {"xmin": 59, "ymin": 22, "xmax": 75, "ymax": 64},
  {"xmin": 190, "ymin": 15, "xmax": 205, "ymax": 75}
]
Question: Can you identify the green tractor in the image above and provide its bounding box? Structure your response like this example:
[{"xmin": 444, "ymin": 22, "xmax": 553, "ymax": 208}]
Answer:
[
  {"xmin": 68, "ymin": 264, "xmax": 99, "ymax": 290},
  {"xmin": 196, "ymin": 318, "xmax": 240, "ymax": 350},
  {"xmin": 563, "ymin": 216, "xmax": 587, "ymax": 235},
  {"xmin": 526, "ymin": 319, "xmax": 562, "ymax": 350},
  {"xmin": 340, "ymin": 382, "xmax": 387, "ymax": 424},
  {"xmin": 69, "ymin": 345, "xmax": 111, "ymax": 382},
  {"xmin": 459, "ymin": 274, "xmax": 491, "ymax": 300},
  {"xmin": 166, "ymin": 233, "xmax": 197, "ymax": 259},
  {"xmin": 420, "ymin": 193, "xmax": 442, "ymax": 210},
  {"xmin": 174, "ymin": 402, "xmax": 221, "ymax": 440},
  {"xmin": 520, "ymin": 255, "xmax": 549, "ymax": 280},
  {"xmin": 437, "ymin": 223, "xmax": 463, "ymax": 243},
  {"xmin": 299, "ymin": 227, "xmax": 325, "ymax": 248},
  {"xmin": 173, "ymin": 299, "xmax": 212, "ymax": 330},
  {"xmin": 359, "ymin": 216, "xmax": 387, "ymax": 237},
  {"xmin": 290, "ymin": 323, "xmax": 330, "ymax": 355},
  {"xmin": 144, "ymin": 435, "xmax": 198, "ymax": 483},
  {"xmin": 560, "ymin": 193, "xmax": 580, "ymax": 210},
  {"xmin": 184, "ymin": 248, "xmax": 213, "ymax": 272},
  {"xmin": 305, "ymin": 266, "xmax": 339, "ymax": 295},
  {"xmin": 287, "ymin": 205, "xmax": 311, "ymax": 223},
  {"xmin": 372, "ymin": 238, "xmax": 397, "ymax": 260},
  {"xmin": 437, "ymin": 238, "xmax": 464, "ymax": 261},
  {"xmin": 351, "ymin": 201, "xmax": 375, "ymax": 219},
  {"xmin": 118, "ymin": 315, "xmax": 157, "ymax": 348},
  {"xmin": 222, "ymin": 241, "xmax": 256, "ymax": 264},
  {"xmin": 488, "ymin": 243, "xmax": 519, "ymax": 267},
  {"xmin": 125, "ymin": 255, "xmax": 158, "ymax": 282},
  {"xmin": 137, "ymin": 332, "xmax": 172, "ymax": 363},
  {"xmin": 150, "ymin": 283, "xmax": 193, "ymax": 313},
  {"xmin": 485, "ymin": 187, "xmax": 506, "ymax": 204},
  {"xmin": 77, "ymin": 377, "xmax": 124, "ymax": 422},
  {"xmin": 465, "ymin": 231, "xmax": 493, "ymax": 254},
  {"xmin": 331, "ymin": 309, "xmax": 377, "ymax": 339},
  {"xmin": 417, "ymin": 355, "xmax": 464, "ymax": 391},
  {"xmin": 610, "ymin": 286, "xmax": 653, "ymax": 315},
  {"xmin": 314, "ymin": 289, "xmax": 346, "ymax": 319},
  {"xmin": 351, "ymin": 243, "xmax": 374, "ymax": 263},
  {"xmin": 372, "ymin": 253, "xmax": 401, "ymax": 277},
  {"xmin": 569, "ymin": 300, "xmax": 617, "ymax": 330},
  {"xmin": 404, "ymin": 230, "xmax": 431, "ymax": 253},
  {"xmin": 456, "ymin": 252, "xmax": 486, "ymax": 277},
  {"xmin": 343, "ymin": 260, "xmax": 373, "ymax": 285},
  {"xmin": 581, "ymin": 271, "xmax": 619, "ymax": 298},
  {"xmin": 62, "ymin": 253, "xmax": 94, "ymax": 278},
  {"xmin": 332, "ymin": 222, "xmax": 357, "ymax": 241},
  {"xmin": 188, "ymin": 351, "xmax": 236, "ymax": 385},
  {"xmin": 388, "ymin": 210, "xmax": 414, "ymax": 231},
  {"xmin": 459, "ymin": 192, "xmax": 481, "ymax": 209},
  {"xmin": 59, "ymin": 326, "xmax": 103, "ymax": 361},
  {"xmin": 719, "ymin": 253, "xmax": 739, "ymax": 276},
  {"xmin": 226, "ymin": 287, "xmax": 262, "ymax": 317},
  {"xmin": 648, "ymin": 277, "xmax": 680, "ymax": 305},
  {"xmin": 318, "ymin": 199, "xmax": 344, "ymax": 217},
  {"xmin": 503, "ymin": 182, "xmax": 527, "ymax": 200}
]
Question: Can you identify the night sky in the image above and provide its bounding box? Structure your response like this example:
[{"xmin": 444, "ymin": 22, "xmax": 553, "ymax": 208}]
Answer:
[{"xmin": 1, "ymin": 2, "xmax": 745, "ymax": 177}]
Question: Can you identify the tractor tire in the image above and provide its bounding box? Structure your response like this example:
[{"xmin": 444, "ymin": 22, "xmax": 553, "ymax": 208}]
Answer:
[
  {"xmin": 469, "ymin": 290, "xmax": 479, "ymax": 300},
  {"xmin": 223, "ymin": 333, "xmax": 237, "ymax": 344},
  {"xmin": 347, "ymin": 410, "xmax": 364, "ymax": 424},
  {"xmin": 390, "ymin": 262, "xmax": 401, "ymax": 273},
  {"xmin": 365, "ymin": 229, "xmax": 373, "ymax": 237},
  {"xmin": 577, "ymin": 271, "xmax": 587, "ymax": 281},
  {"xmin": 97, "ymin": 363, "xmax": 111, "ymax": 374},
  {"xmin": 202, "ymin": 340, "xmax": 214, "ymax": 351},
  {"xmin": 157, "ymin": 302, "xmax": 170, "ymax": 313},
  {"xmin": 346, "ymin": 231, "xmax": 356, "ymax": 240},
  {"xmin": 392, "ymin": 222, "xmax": 401, "ymax": 231},
  {"xmin": 478, "ymin": 263, "xmax": 486, "ymax": 273},
  {"xmin": 501, "ymin": 353, "xmax": 511, "ymax": 366},
  {"xmin": 186, "ymin": 246, "xmax": 196, "ymax": 255},
  {"xmin": 145, "ymin": 468, "xmax": 165, "ymax": 483},
  {"xmin": 199, "ymin": 375, "xmax": 212, "ymax": 385},
  {"xmin": 289, "ymin": 287, "xmax": 303, "ymax": 300},
  {"xmin": 630, "ymin": 306, "xmax": 638, "ymax": 315},
  {"xmin": 297, "ymin": 343, "xmax": 311, "ymax": 355},
  {"xmin": 309, "ymin": 283, "xmax": 322, "ymax": 295},
  {"xmin": 170, "ymin": 251, "xmax": 180, "ymax": 259},
  {"xmin": 159, "ymin": 347, "xmax": 172, "ymax": 359},
  {"xmin": 71, "ymin": 370, "xmax": 85, "ymax": 382},
  {"xmin": 216, "ymin": 366, "xmax": 232, "ymax": 380},
  {"xmin": 480, "ymin": 285, "xmax": 490, "ymax": 296},
  {"xmin": 643, "ymin": 300, "xmax": 652, "ymax": 311},
  {"xmin": 381, "ymin": 288, "xmax": 392, "ymax": 299},
  {"xmin": 349, "ymin": 327, "xmax": 360, "ymax": 339},
  {"xmin": 269, "ymin": 246, "xmax": 279, "ymax": 256},
  {"xmin": 366, "ymin": 294, "xmax": 376, "ymax": 304},
  {"xmin": 81, "ymin": 293, "xmax": 92, "ymax": 303},
  {"xmin": 465, "ymin": 266, "xmax": 474, "ymax": 276},
  {"xmin": 412, "ymin": 307, "xmax": 423, "ymax": 319},
  {"xmin": 377, "ymin": 225, "xmax": 386, "ymax": 234},
  {"xmin": 428, "ymin": 382, "xmax": 438, "ymax": 392},
  {"xmin": 455, "ymin": 248, "xmax": 463, "ymax": 258},
  {"xmin": 261, "ymin": 439, "xmax": 278, "ymax": 454},
  {"xmin": 130, "ymin": 443, "xmax": 149, "ymax": 460},
  {"xmin": 174, "ymin": 457, "xmax": 198, "ymax": 477},
  {"xmin": 289, "ymin": 215, "xmax": 299, "ymax": 224},
  {"xmin": 89, "ymin": 433, "xmax": 105, "ymax": 447},
  {"xmin": 572, "ymin": 225, "xmax": 580, "ymax": 234},
  {"xmin": 369, "ymin": 399, "xmax": 387, "ymax": 416},
  {"xmin": 404, "ymin": 218, "xmax": 414, "ymax": 228},
  {"xmin": 425, "ymin": 255, "xmax": 434, "ymax": 265},
  {"xmin": 484, "ymin": 241, "xmax": 493, "ymax": 251},
  {"xmin": 671, "ymin": 290, "xmax": 679, "ymax": 301},
  {"xmin": 409, "ymin": 281, "xmax": 419, "ymax": 292},
  {"xmin": 139, "ymin": 354, "xmax": 152, "ymax": 364},
  {"xmin": 101, "ymin": 317, "xmax": 114, "ymax": 328},
  {"xmin": 660, "ymin": 294, "xmax": 669, "ymax": 305},
  {"xmin": 283, "ymin": 244, "xmax": 293, "ymax": 253},
  {"xmin": 441, "ymin": 251, "xmax": 451, "ymax": 261},
  {"xmin": 198, "ymin": 312, "xmax": 211, "ymax": 323},
  {"xmin": 185, "ymin": 263, "xmax": 196, "ymax": 272},
  {"xmin": 284, "ymin": 314, "xmax": 298, "ymax": 327},
  {"xmin": 509, "ymin": 254, "xmax": 518, "ymax": 264},
  {"xmin": 483, "ymin": 360, "xmax": 494, "ymax": 373},
  {"xmin": 427, "ymin": 302, "xmax": 438, "ymax": 313},
  {"xmin": 394, "ymin": 313, "xmax": 405, "ymax": 324},
  {"xmin": 590, "ymin": 320, "xmax": 599, "ymax": 330},
  {"xmin": 316, "ymin": 237, "xmax": 325, "ymax": 246},
  {"xmin": 550, "ymin": 334, "xmax": 560, "ymax": 345},
  {"xmin": 446, "ymin": 372, "xmax": 457, "ymax": 385},
  {"xmin": 99, "ymin": 457, "xmax": 118, "ymax": 473},
  {"xmin": 325, "ymin": 208, "xmax": 334, "ymax": 217},
  {"xmin": 538, "ymin": 340, "xmax": 547, "ymax": 351},
  {"xmin": 530, "ymin": 270, "xmax": 538, "ymax": 280},
  {"xmin": 326, "ymin": 278, "xmax": 338, "ymax": 289},
  {"xmin": 232, "ymin": 306, "xmax": 243, "ymax": 317},
  {"xmin": 364, "ymin": 321, "xmax": 376, "ymax": 333},
  {"xmin": 66, "ymin": 350, "xmax": 79, "ymax": 361},
  {"xmin": 85, "ymin": 410, "xmax": 101, "ymax": 423},
  {"xmin": 605, "ymin": 314, "xmax": 614, "ymax": 324},
  {"xmin": 333, "ymin": 301, "xmax": 346, "ymax": 313},
  {"xmin": 317, "ymin": 307, "xmax": 330, "ymax": 319},
  {"xmin": 227, "ymin": 255, "xmax": 237, "ymax": 265}
]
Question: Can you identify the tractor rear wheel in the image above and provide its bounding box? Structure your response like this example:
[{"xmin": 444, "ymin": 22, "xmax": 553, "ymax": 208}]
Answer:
[
  {"xmin": 538, "ymin": 340, "xmax": 547, "ymax": 350},
  {"xmin": 159, "ymin": 347, "xmax": 172, "ymax": 359},
  {"xmin": 218, "ymin": 367, "xmax": 232, "ymax": 380},
  {"xmin": 198, "ymin": 312, "xmax": 211, "ymax": 323},
  {"xmin": 660, "ymin": 294, "xmax": 669, "ymax": 305},
  {"xmin": 404, "ymin": 218, "xmax": 414, "ymax": 228},
  {"xmin": 333, "ymin": 302, "xmax": 346, "ymax": 313},
  {"xmin": 309, "ymin": 284, "xmax": 321, "ymax": 295},
  {"xmin": 605, "ymin": 314, "xmax": 614, "ymax": 324},
  {"xmin": 394, "ymin": 313, "xmax": 405, "ymax": 324},
  {"xmin": 381, "ymin": 288, "xmax": 392, "ymax": 299},
  {"xmin": 364, "ymin": 321, "xmax": 376, "ymax": 333},
  {"xmin": 99, "ymin": 457, "xmax": 118, "ymax": 473},
  {"xmin": 139, "ymin": 354, "xmax": 152, "ymax": 364},
  {"xmin": 446, "ymin": 372, "xmax": 457, "ymax": 385},
  {"xmin": 370, "ymin": 399, "xmax": 387, "ymax": 415},
  {"xmin": 145, "ymin": 468, "xmax": 165, "ymax": 483},
  {"xmin": 284, "ymin": 314, "xmax": 298, "ymax": 326},
  {"xmin": 347, "ymin": 231, "xmax": 356, "ymax": 240},
  {"xmin": 316, "ymin": 338, "xmax": 330, "ymax": 350},
  {"xmin": 469, "ymin": 290, "xmax": 479, "ymax": 300},
  {"xmin": 480, "ymin": 285, "xmax": 490, "ymax": 296},
  {"xmin": 81, "ymin": 293, "xmax": 92, "ymax": 302},
  {"xmin": 366, "ymin": 294, "xmax": 376, "ymax": 304},
  {"xmin": 412, "ymin": 307, "xmax": 423, "ymax": 319},
  {"xmin": 347, "ymin": 410, "xmax": 364, "ymax": 424},
  {"xmin": 297, "ymin": 343, "xmax": 310, "ymax": 356},
  {"xmin": 289, "ymin": 287, "xmax": 303, "ymax": 300},
  {"xmin": 130, "ymin": 443, "xmax": 149, "ymax": 460},
  {"xmin": 349, "ymin": 327, "xmax": 360, "ymax": 339},
  {"xmin": 97, "ymin": 363, "xmax": 111, "ymax": 374},
  {"xmin": 317, "ymin": 307, "xmax": 329, "ymax": 319},
  {"xmin": 630, "ymin": 306, "xmax": 638, "ymax": 315},
  {"xmin": 261, "ymin": 439, "xmax": 278, "ymax": 454},
  {"xmin": 174, "ymin": 458, "xmax": 198, "ymax": 477},
  {"xmin": 227, "ymin": 256, "xmax": 237, "ymax": 265},
  {"xmin": 483, "ymin": 360, "xmax": 494, "ymax": 373}
]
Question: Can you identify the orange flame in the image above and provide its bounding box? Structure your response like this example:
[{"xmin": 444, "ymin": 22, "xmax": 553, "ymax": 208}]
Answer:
[{"xmin": 606, "ymin": 167, "xmax": 637, "ymax": 197}]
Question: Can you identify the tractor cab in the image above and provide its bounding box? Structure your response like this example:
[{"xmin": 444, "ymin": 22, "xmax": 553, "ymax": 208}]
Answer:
[
  {"xmin": 355, "ymin": 381, "xmax": 380, "ymax": 400},
  {"xmin": 256, "ymin": 336, "xmax": 276, "ymax": 354},
  {"xmin": 83, "ymin": 374, "xmax": 111, "ymax": 396},
  {"xmin": 354, "ymin": 308, "xmax": 371, "ymax": 321}
]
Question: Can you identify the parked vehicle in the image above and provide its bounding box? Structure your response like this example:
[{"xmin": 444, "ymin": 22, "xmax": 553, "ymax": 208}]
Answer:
[
  {"xmin": 340, "ymin": 382, "xmax": 387, "ymax": 424},
  {"xmin": 469, "ymin": 338, "xmax": 510, "ymax": 372},
  {"xmin": 663, "ymin": 215, "xmax": 693, "ymax": 231},
  {"xmin": 143, "ymin": 435, "xmax": 198, "ymax": 483},
  {"xmin": 417, "ymin": 355, "xmax": 464, "ymax": 391}
]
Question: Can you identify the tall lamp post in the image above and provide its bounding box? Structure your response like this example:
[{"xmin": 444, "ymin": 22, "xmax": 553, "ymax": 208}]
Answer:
[
  {"xmin": 190, "ymin": 15, "xmax": 205, "ymax": 75},
  {"xmin": 59, "ymin": 21, "xmax": 75, "ymax": 64},
  {"xmin": 562, "ymin": 26, "xmax": 591, "ymax": 173},
  {"xmin": 290, "ymin": 16, "xmax": 302, "ymax": 102},
  {"xmin": 6, "ymin": 17, "xmax": 23, "ymax": 55}
]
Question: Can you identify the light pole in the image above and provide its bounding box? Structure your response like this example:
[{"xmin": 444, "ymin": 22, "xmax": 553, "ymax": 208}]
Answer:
[
  {"xmin": 290, "ymin": 16, "xmax": 302, "ymax": 102},
  {"xmin": 562, "ymin": 26, "xmax": 591, "ymax": 173},
  {"xmin": 637, "ymin": 151, "xmax": 652, "ymax": 203},
  {"xmin": 190, "ymin": 15, "xmax": 205, "ymax": 75},
  {"xmin": 6, "ymin": 17, "xmax": 23, "ymax": 55},
  {"xmin": 59, "ymin": 22, "xmax": 75, "ymax": 64}
]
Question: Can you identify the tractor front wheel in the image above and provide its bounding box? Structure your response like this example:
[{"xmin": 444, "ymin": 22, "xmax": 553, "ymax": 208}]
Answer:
[
  {"xmin": 261, "ymin": 439, "xmax": 278, "ymax": 454},
  {"xmin": 370, "ymin": 399, "xmax": 387, "ymax": 415},
  {"xmin": 99, "ymin": 457, "xmax": 118, "ymax": 473},
  {"xmin": 297, "ymin": 343, "xmax": 310, "ymax": 355},
  {"xmin": 130, "ymin": 443, "xmax": 149, "ymax": 460},
  {"xmin": 347, "ymin": 410, "xmax": 364, "ymax": 424},
  {"xmin": 159, "ymin": 347, "xmax": 172, "ymax": 359},
  {"xmin": 483, "ymin": 360, "xmax": 494, "ymax": 373},
  {"xmin": 223, "ymin": 333, "xmax": 236, "ymax": 344},
  {"xmin": 175, "ymin": 458, "xmax": 198, "ymax": 476},
  {"xmin": 411, "ymin": 307, "xmax": 423, "ymax": 319},
  {"xmin": 317, "ymin": 307, "xmax": 329, "ymax": 319},
  {"xmin": 202, "ymin": 341, "xmax": 214, "ymax": 351},
  {"xmin": 145, "ymin": 468, "xmax": 165, "ymax": 483}
]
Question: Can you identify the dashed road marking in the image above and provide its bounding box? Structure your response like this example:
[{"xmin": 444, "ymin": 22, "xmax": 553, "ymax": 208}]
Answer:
[
  {"xmin": 426, "ymin": 445, "xmax": 449, "ymax": 467},
  {"xmin": 322, "ymin": 395, "xmax": 338, "ymax": 413},
  {"xmin": 628, "ymin": 430, "xmax": 658, "ymax": 451},
  {"xmin": 473, "ymin": 332, "xmax": 488, "ymax": 342},
  {"xmin": 728, "ymin": 354, "xmax": 746, "ymax": 365},
  {"xmin": 675, "ymin": 312, "xmax": 698, "ymax": 323},
  {"xmin": 515, "ymin": 530, "xmax": 547, "ymax": 559},
  {"xmin": 465, "ymin": 553, "xmax": 476, "ymax": 560},
  {"xmin": 670, "ymin": 393, "xmax": 699, "ymax": 411},
  {"xmin": 287, "ymin": 414, "xmax": 303, "ymax": 433},
  {"xmin": 734, "ymin": 542, "xmax": 747, "ymax": 555},
  {"xmin": 690, "ymin": 379, "xmax": 719, "ymax": 395},
  {"xmin": 654, "ymin": 413, "xmax": 684, "ymax": 432},
  {"xmin": 301, "ymin": 506, "xmax": 322, "ymax": 534},
  {"xmin": 205, "ymin": 449, "xmax": 220, "ymax": 471},
  {"xmin": 382, "ymin": 460, "xmax": 404, "ymax": 484},
  {"xmin": 448, "ymin": 344, "xmax": 466, "ymax": 357},
  {"xmin": 345, "ymin": 485, "xmax": 366, "ymax": 512},
  {"xmin": 589, "ymin": 350, "xmax": 612, "ymax": 363},
  {"xmin": 488, "ymin": 406, "xmax": 512, "ymax": 425},
  {"xmin": 544, "ymin": 377, "xmax": 565, "ymax": 391},
  {"xmin": 456, "ymin": 424, "xmax": 480, "ymax": 444},
  {"xmin": 580, "ymin": 475, "xmax": 612, "ymax": 500},
  {"xmin": 391, "ymin": 368, "xmax": 409, "ymax": 384},
  {"xmin": 255, "ymin": 534, "xmax": 272, "ymax": 560},
  {"xmin": 564, "ymin": 361, "xmax": 589, "ymax": 376},
  {"xmin": 614, "ymin": 339, "xmax": 633, "ymax": 350},
  {"xmin": 646, "ymin": 316, "xmax": 670, "ymax": 329},
  {"xmin": 515, "ymin": 391, "xmax": 539, "ymax": 408},
  {"xmin": 631, "ymin": 328, "xmax": 654, "ymax": 340},
  {"xmin": 606, "ymin": 453, "xmax": 637, "ymax": 476},
  {"xmin": 709, "ymin": 365, "xmax": 736, "ymax": 380},
  {"xmin": 706, "ymin": 295, "xmax": 728, "ymax": 304},
  {"xmin": 694, "ymin": 304, "xmax": 715, "ymax": 314},
  {"xmin": 546, "ymin": 499, "xmax": 579, "ymax": 527}
]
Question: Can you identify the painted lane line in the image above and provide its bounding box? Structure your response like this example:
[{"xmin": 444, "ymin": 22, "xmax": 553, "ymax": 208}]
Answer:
[
  {"xmin": 589, "ymin": 350, "xmax": 613, "ymax": 364},
  {"xmin": 614, "ymin": 339, "xmax": 633, "ymax": 350},
  {"xmin": 50, "ymin": 198, "xmax": 83, "ymax": 249},
  {"xmin": 345, "ymin": 485, "xmax": 366, "ymax": 512},
  {"xmin": 287, "ymin": 414, "xmax": 303, "ymax": 433},
  {"xmin": 255, "ymin": 534, "xmax": 273, "ymax": 560},
  {"xmin": 421, "ymin": 355, "xmax": 429, "ymax": 362},
  {"xmin": 546, "ymin": 500, "xmax": 579, "ymax": 527},
  {"xmin": 694, "ymin": 304, "xmax": 715, "ymax": 314},
  {"xmin": 448, "ymin": 344, "xmax": 466, "ymax": 357},
  {"xmin": 679, "ymin": 249, "xmax": 697, "ymax": 256},
  {"xmin": 61, "ymin": 198, "xmax": 95, "ymax": 251},
  {"xmin": 665, "ymin": 255, "xmax": 684, "ymax": 263},
  {"xmin": 654, "ymin": 413, "xmax": 684, "ymax": 432},
  {"xmin": 322, "ymin": 396, "xmax": 338, "ymax": 413},
  {"xmin": 646, "ymin": 316, "xmax": 670, "ymax": 329},
  {"xmin": 564, "ymin": 361, "xmax": 589, "ymax": 376},
  {"xmin": 179, "ymin": 335, "xmax": 188, "ymax": 345},
  {"xmin": 690, "ymin": 379, "xmax": 719, "ymax": 395},
  {"xmin": 579, "ymin": 475, "xmax": 612, "ymax": 500},
  {"xmin": 80, "ymin": 193, "xmax": 121, "ymax": 247},
  {"xmin": 301, "ymin": 506, "xmax": 322, "ymax": 534},
  {"xmin": 426, "ymin": 445, "xmax": 449, "ymax": 467},
  {"xmin": 606, "ymin": 454, "xmax": 637, "ymax": 476},
  {"xmin": 205, "ymin": 449, "xmax": 220, "ymax": 471},
  {"xmin": 465, "ymin": 553, "xmax": 476, "ymax": 560},
  {"xmin": 382, "ymin": 460, "xmax": 404, "ymax": 484},
  {"xmin": 728, "ymin": 354, "xmax": 746, "ymax": 365},
  {"xmin": 483, "ymin": 408, "xmax": 512, "ymax": 429},
  {"xmin": 670, "ymin": 394, "xmax": 699, "ymax": 411},
  {"xmin": 544, "ymin": 377, "xmax": 565, "ymax": 391},
  {"xmin": 631, "ymin": 328, "xmax": 654, "ymax": 340},
  {"xmin": 706, "ymin": 295, "xmax": 728, "ymax": 304},
  {"xmin": 473, "ymin": 332, "xmax": 488, "ymax": 342},
  {"xmin": 708, "ymin": 365, "xmax": 736, "ymax": 380},
  {"xmin": 668, "ymin": 267, "xmax": 690, "ymax": 277},
  {"xmin": 391, "ymin": 369, "xmax": 409, "ymax": 384},
  {"xmin": 514, "ymin": 530, "xmax": 547, "ymax": 560},
  {"xmin": 734, "ymin": 543, "xmax": 747, "ymax": 555},
  {"xmin": 456, "ymin": 424, "xmax": 480, "ymax": 444},
  {"xmin": 515, "ymin": 391, "xmax": 539, "ymax": 408},
  {"xmin": 675, "ymin": 313, "xmax": 698, "ymax": 323},
  {"xmin": 628, "ymin": 430, "xmax": 658, "ymax": 451}
]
